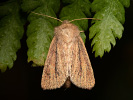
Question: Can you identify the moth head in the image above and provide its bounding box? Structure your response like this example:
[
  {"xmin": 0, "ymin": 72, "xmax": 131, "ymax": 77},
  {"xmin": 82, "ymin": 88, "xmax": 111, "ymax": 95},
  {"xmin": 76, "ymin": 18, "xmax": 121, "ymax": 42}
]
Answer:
[{"xmin": 54, "ymin": 20, "xmax": 80, "ymax": 43}]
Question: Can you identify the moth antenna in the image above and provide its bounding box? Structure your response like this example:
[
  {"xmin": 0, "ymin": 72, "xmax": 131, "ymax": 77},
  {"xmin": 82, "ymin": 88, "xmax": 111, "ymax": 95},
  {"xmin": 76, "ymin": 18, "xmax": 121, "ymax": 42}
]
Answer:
[
  {"xmin": 69, "ymin": 18, "xmax": 100, "ymax": 23},
  {"xmin": 31, "ymin": 11, "xmax": 63, "ymax": 22}
]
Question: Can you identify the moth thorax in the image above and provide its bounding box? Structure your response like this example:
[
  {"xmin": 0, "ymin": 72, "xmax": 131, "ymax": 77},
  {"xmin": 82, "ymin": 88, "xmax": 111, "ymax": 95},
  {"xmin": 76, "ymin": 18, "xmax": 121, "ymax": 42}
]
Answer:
[
  {"xmin": 60, "ymin": 31, "xmax": 77, "ymax": 43},
  {"xmin": 54, "ymin": 21, "xmax": 80, "ymax": 43}
]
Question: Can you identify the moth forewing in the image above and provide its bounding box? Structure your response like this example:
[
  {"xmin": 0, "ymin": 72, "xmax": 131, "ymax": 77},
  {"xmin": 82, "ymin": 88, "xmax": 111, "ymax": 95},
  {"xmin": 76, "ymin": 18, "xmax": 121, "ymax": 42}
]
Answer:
[
  {"xmin": 70, "ymin": 36, "xmax": 95, "ymax": 89},
  {"xmin": 41, "ymin": 36, "xmax": 67, "ymax": 90}
]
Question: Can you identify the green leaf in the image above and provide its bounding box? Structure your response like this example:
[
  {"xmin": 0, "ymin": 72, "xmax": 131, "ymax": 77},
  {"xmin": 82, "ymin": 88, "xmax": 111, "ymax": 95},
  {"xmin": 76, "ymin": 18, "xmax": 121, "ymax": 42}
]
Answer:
[
  {"xmin": 27, "ymin": 19, "xmax": 54, "ymax": 66},
  {"xmin": 0, "ymin": 1, "xmax": 24, "ymax": 72},
  {"xmin": 21, "ymin": 0, "xmax": 60, "ymax": 13},
  {"xmin": 22, "ymin": 0, "xmax": 60, "ymax": 66},
  {"xmin": 21, "ymin": 0, "xmax": 41, "ymax": 12},
  {"xmin": 0, "ymin": 1, "xmax": 14, "ymax": 18},
  {"xmin": 89, "ymin": 0, "xmax": 130, "ymax": 57},
  {"xmin": 59, "ymin": 0, "xmax": 92, "ymax": 43},
  {"xmin": 119, "ymin": 0, "xmax": 130, "ymax": 7}
]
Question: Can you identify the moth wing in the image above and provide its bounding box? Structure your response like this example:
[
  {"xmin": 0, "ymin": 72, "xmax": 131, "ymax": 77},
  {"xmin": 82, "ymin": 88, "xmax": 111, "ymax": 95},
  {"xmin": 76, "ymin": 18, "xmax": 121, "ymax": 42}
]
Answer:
[
  {"xmin": 41, "ymin": 37, "xmax": 67, "ymax": 90},
  {"xmin": 70, "ymin": 36, "xmax": 95, "ymax": 89}
]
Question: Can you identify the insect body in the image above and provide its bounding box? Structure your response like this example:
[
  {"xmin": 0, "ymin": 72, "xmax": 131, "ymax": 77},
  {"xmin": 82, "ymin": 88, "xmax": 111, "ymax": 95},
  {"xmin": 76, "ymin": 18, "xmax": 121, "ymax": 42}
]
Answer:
[{"xmin": 41, "ymin": 20, "xmax": 95, "ymax": 90}]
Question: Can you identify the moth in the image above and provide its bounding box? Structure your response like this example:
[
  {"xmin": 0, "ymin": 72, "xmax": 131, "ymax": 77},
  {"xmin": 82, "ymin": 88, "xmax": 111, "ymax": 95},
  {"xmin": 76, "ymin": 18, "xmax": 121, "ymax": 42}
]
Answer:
[{"xmin": 32, "ymin": 12, "xmax": 96, "ymax": 90}]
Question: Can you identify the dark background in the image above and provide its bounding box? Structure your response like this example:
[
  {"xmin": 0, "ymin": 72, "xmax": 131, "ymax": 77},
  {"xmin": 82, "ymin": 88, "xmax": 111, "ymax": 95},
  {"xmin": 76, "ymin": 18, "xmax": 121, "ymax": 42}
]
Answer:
[{"xmin": 0, "ymin": 1, "xmax": 133, "ymax": 100}]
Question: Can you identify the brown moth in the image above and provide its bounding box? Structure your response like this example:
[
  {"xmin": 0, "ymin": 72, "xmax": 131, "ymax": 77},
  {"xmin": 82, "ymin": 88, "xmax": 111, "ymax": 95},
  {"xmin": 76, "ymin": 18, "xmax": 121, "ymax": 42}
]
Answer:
[
  {"xmin": 32, "ymin": 12, "xmax": 95, "ymax": 90},
  {"xmin": 41, "ymin": 20, "xmax": 95, "ymax": 90}
]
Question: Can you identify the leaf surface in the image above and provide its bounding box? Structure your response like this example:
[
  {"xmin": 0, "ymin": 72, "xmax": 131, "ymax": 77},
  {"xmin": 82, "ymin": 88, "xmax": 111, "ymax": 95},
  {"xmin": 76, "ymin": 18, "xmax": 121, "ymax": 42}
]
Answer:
[
  {"xmin": 0, "ymin": 1, "xmax": 24, "ymax": 72},
  {"xmin": 22, "ymin": 0, "xmax": 60, "ymax": 66},
  {"xmin": 89, "ymin": 0, "xmax": 130, "ymax": 57}
]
